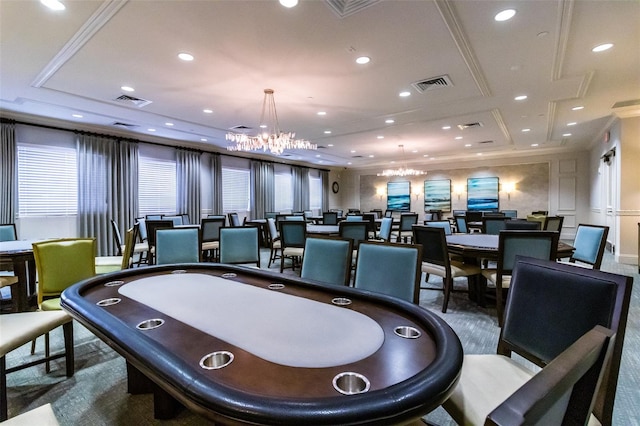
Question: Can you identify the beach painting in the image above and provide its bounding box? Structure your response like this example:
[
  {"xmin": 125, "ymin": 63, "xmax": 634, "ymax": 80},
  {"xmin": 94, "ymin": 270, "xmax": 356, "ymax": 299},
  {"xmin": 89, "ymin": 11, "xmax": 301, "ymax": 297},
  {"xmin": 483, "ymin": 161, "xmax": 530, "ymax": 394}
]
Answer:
[
  {"xmin": 424, "ymin": 179, "xmax": 451, "ymax": 212},
  {"xmin": 467, "ymin": 177, "xmax": 499, "ymax": 211},
  {"xmin": 387, "ymin": 181, "xmax": 411, "ymax": 211}
]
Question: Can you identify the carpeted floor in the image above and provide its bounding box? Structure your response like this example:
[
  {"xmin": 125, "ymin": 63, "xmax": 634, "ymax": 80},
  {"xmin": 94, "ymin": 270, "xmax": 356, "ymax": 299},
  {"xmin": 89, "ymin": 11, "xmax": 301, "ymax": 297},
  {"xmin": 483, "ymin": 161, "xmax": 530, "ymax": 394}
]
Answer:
[{"xmin": 4, "ymin": 249, "xmax": 639, "ymax": 425}]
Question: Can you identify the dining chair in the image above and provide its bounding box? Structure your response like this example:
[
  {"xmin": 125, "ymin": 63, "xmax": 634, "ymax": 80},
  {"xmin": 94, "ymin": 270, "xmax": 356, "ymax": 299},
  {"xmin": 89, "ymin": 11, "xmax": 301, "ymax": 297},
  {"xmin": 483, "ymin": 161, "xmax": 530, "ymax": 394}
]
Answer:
[
  {"xmin": 180, "ymin": 213, "xmax": 190, "ymax": 225},
  {"xmin": 95, "ymin": 227, "xmax": 136, "ymax": 274},
  {"xmin": 0, "ymin": 224, "xmax": 19, "ymax": 308},
  {"xmin": 500, "ymin": 209, "xmax": 518, "ymax": 218},
  {"xmin": 481, "ymin": 216, "xmax": 511, "ymax": 234},
  {"xmin": 504, "ymin": 219, "xmax": 541, "ymax": 230},
  {"xmin": 300, "ymin": 236, "xmax": 353, "ymax": 286},
  {"xmin": 372, "ymin": 217, "xmax": 393, "ymax": 242},
  {"xmin": 423, "ymin": 220, "xmax": 453, "ymax": 235},
  {"xmin": 206, "ymin": 214, "xmax": 227, "ymax": 225},
  {"xmin": 562, "ymin": 223, "xmax": 609, "ymax": 269},
  {"xmin": 110, "ymin": 219, "xmax": 125, "ymax": 256},
  {"xmin": 161, "ymin": 215, "xmax": 184, "ymax": 226},
  {"xmin": 227, "ymin": 212, "xmax": 242, "ymax": 227},
  {"xmin": 384, "ymin": 210, "xmax": 393, "ymax": 218},
  {"xmin": 0, "ymin": 224, "xmax": 17, "ymax": 242},
  {"xmin": 485, "ymin": 325, "xmax": 614, "ymax": 426},
  {"xmin": 338, "ymin": 221, "xmax": 368, "ymax": 250},
  {"xmin": 322, "ymin": 211, "xmax": 338, "ymax": 225},
  {"xmin": 442, "ymin": 257, "xmax": 632, "ymax": 426},
  {"xmin": 345, "ymin": 215, "xmax": 363, "ymax": 221},
  {"xmin": 531, "ymin": 210, "xmax": 548, "ymax": 215},
  {"xmin": 391, "ymin": 213, "xmax": 418, "ymax": 243},
  {"xmin": 454, "ymin": 216, "xmax": 469, "ymax": 234},
  {"xmin": 353, "ymin": 241, "xmax": 422, "ymax": 304},
  {"xmin": 145, "ymin": 214, "xmax": 162, "ymax": 220},
  {"xmin": 278, "ymin": 221, "xmax": 306, "ymax": 272},
  {"xmin": 145, "ymin": 220, "xmax": 174, "ymax": 265},
  {"xmin": 264, "ymin": 218, "xmax": 281, "ymax": 268},
  {"xmin": 218, "ymin": 227, "xmax": 260, "ymax": 267},
  {"xmin": 155, "ymin": 227, "xmax": 201, "ymax": 265},
  {"xmin": 412, "ymin": 225, "xmax": 481, "ymax": 313},
  {"xmin": 543, "ymin": 215, "xmax": 564, "ymax": 233},
  {"xmin": 200, "ymin": 218, "xmax": 225, "ymax": 262},
  {"xmin": 482, "ymin": 230, "xmax": 559, "ymax": 325}
]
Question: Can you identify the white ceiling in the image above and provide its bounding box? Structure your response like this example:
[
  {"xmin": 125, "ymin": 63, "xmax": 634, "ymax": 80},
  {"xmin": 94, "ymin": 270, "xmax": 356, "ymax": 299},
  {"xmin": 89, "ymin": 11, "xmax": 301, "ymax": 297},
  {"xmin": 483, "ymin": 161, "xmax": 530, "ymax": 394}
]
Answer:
[{"xmin": 1, "ymin": 0, "xmax": 639, "ymax": 170}]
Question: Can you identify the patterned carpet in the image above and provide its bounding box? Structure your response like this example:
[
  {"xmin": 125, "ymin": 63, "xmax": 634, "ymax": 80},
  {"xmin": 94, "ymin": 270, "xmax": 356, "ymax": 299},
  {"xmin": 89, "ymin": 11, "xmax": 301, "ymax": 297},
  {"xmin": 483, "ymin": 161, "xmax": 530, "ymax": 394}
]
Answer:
[{"xmin": 4, "ymin": 250, "xmax": 639, "ymax": 425}]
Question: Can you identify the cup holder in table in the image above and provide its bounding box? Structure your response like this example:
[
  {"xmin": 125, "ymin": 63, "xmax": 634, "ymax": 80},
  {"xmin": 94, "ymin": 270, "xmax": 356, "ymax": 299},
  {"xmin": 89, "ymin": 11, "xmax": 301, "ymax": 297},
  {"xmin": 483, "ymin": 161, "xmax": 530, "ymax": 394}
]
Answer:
[
  {"xmin": 333, "ymin": 372, "xmax": 370, "ymax": 395},
  {"xmin": 171, "ymin": 269, "xmax": 187, "ymax": 274},
  {"xmin": 221, "ymin": 273, "xmax": 237, "ymax": 278},
  {"xmin": 331, "ymin": 297, "xmax": 352, "ymax": 306},
  {"xmin": 136, "ymin": 318, "xmax": 165, "ymax": 331},
  {"xmin": 268, "ymin": 283, "xmax": 285, "ymax": 290},
  {"xmin": 200, "ymin": 351, "xmax": 234, "ymax": 370},
  {"xmin": 96, "ymin": 298, "xmax": 121, "ymax": 307},
  {"xmin": 104, "ymin": 280, "xmax": 124, "ymax": 287},
  {"xmin": 394, "ymin": 326, "xmax": 421, "ymax": 339}
]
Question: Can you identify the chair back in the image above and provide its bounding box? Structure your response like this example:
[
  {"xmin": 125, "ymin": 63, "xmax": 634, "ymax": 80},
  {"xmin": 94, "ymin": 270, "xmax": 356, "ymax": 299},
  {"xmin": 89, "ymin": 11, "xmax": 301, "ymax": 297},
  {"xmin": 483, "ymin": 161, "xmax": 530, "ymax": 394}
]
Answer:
[
  {"xmin": 504, "ymin": 220, "xmax": 540, "ymax": 230},
  {"xmin": 155, "ymin": 227, "xmax": 200, "ymax": 264},
  {"xmin": 384, "ymin": 210, "xmax": 393, "ymax": 218},
  {"xmin": 399, "ymin": 213, "xmax": 418, "ymax": 231},
  {"xmin": 500, "ymin": 210, "xmax": 518, "ymax": 218},
  {"xmin": 301, "ymin": 236, "xmax": 353, "ymax": 286},
  {"xmin": 465, "ymin": 211, "xmax": 483, "ymax": 222},
  {"xmin": 353, "ymin": 241, "xmax": 422, "ymax": 304},
  {"xmin": 322, "ymin": 211, "xmax": 338, "ymax": 225},
  {"xmin": 570, "ymin": 224, "xmax": 609, "ymax": 269},
  {"xmin": 454, "ymin": 216, "xmax": 468, "ymax": 233},
  {"xmin": 497, "ymin": 230, "xmax": 559, "ymax": 274},
  {"xmin": 532, "ymin": 210, "xmax": 548, "ymax": 215},
  {"xmin": 338, "ymin": 221, "xmax": 368, "ymax": 249},
  {"xmin": 218, "ymin": 227, "xmax": 260, "ymax": 266},
  {"xmin": 279, "ymin": 221, "xmax": 307, "ymax": 249},
  {"xmin": 120, "ymin": 227, "xmax": 136, "ymax": 269},
  {"xmin": 264, "ymin": 211, "xmax": 278, "ymax": 220},
  {"xmin": 146, "ymin": 214, "xmax": 162, "ymax": 220},
  {"xmin": 412, "ymin": 225, "xmax": 450, "ymax": 268},
  {"xmin": 482, "ymin": 217, "xmax": 511, "ymax": 234},
  {"xmin": 136, "ymin": 217, "xmax": 148, "ymax": 240},
  {"xmin": 284, "ymin": 215, "xmax": 305, "ymax": 221},
  {"xmin": 227, "ymin": 212, "xmax": 242, "ymax": 227},
  {"xmin": 486, "ymin": 326, "xmax": 615, "ymax": 426},
  {"xmin": 161, "ymin": 215, "xmax": 183, "ymax": 226},
  {"xmin": 266, "ymin": 217, "xmax": 279, "ymax": 241},
  {"xmin": 543, "ymin": 215, "xmax": 564, "ymax": 233},
  {"xmin": 0, "ymin": 224, "xmax": 17, "ymax": 242},
  {"xmin": 32, "ymin": 238, "xmax": 96, "ymax": 307},
  {"xmin": 501, "ymin": 257, "xmax": 632, "ymax": 425},
  {"xmin": 201, "ymin": 218, "xmax": 225, "ymax": 243},
  {"xmin": 180, "ymin": 213, "xmax": 190, "ymax": 225},
  {"xmin": 424, "ymin": 220, "xmax": 452, "ymax": 235},
  {"xmin": 207, "ymin": 214, "xmax": 227, "ymax": 224},
  {"xmin": 377, "ymin": 217, "xmax": 393, "ymax": 241},
  {"xmin": 348, "ymin": 208, "xmax": 360, "ymax": 214},
  {"xmin": 362, "ymin": 213, "xmax": 377, "ymax": 234},
  {"xmin": 346, "ymin": 215, "xmax": 363, "ymax": 221},
  {"xmin": 110, "ymin": 219, "xmax": 123, "ymax": 255}
]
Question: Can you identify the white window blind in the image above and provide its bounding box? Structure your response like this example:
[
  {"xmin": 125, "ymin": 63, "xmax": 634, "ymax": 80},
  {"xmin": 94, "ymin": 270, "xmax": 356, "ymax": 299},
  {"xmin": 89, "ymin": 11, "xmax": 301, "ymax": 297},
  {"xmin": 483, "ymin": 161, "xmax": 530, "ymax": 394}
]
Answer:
[
  {"xmin": 222, "ymin": 167, "xmax": 250, "ymax": 212},
  {"xmin": 17, "ymin": 143, "xmax": 78, "ymax": 217},
  {"xmin": 138, "ymin": 156, "xmax": 177, "ymax": 216},
  {"xmin": 274, "ymin": 172, "xmax": 293, "ymax": 212},
  {"xmin": 309, "ymin": 175, "xmax": 322, "ymax": 210}
]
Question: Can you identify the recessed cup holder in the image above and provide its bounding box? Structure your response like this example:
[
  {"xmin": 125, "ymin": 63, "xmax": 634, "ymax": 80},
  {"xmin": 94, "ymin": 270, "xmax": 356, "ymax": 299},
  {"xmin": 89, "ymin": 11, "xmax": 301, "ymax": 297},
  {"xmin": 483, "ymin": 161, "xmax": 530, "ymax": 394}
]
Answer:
[
  {"xmin": 268, "ymin": 283, "xmax": 285, "ymax": 290},
  {"xmin": 136, "ymin": 318, "xmax": 165, "ymax": 330},
  {"xmin": 221, "ymin": 273, "xmax": 237, "ymax": 278},
  {"xmin": 96, "ymin": 298, "xmax": 121, "ymax": 307},
  {"xmin": 333, "ymin": 372, "xmax": 370, "ymax": 395},
  {"xmin": 331, "ymin": 297, "xmax": 352, "ymax": 306},
  {"xmin": 394, "ymin": 326, "xmax": 421, "ymax": 339},
  {"xmin": 171, "ymin": 269, "xmax": 187, "ymax": 274},
  {"xmin": 104, "ymin": 280, "xmax": 124, "ymax": 287},
  {"xmin": 200, "ymin": 351, "xmax": 234, "ymax": 370}
]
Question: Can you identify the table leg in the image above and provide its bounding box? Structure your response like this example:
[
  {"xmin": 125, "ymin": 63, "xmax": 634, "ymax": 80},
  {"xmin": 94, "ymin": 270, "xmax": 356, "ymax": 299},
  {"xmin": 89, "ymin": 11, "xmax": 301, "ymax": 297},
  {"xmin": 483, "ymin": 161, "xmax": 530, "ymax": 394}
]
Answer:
[{"xmin": 126, "ymin": 362, "xmax": 184, "ymax": 419}]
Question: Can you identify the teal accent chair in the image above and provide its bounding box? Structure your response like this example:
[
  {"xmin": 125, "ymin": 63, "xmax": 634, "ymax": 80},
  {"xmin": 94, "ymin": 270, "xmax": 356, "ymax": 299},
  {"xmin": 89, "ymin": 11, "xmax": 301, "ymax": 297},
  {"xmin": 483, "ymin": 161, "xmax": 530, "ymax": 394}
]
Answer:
[
  {"xmin": 278, "ymin": 221, "xmax": 306, "ymax": 272},
  {"xmin": 391, "ymin": 213, "xmax": 418, "ymax": 243},
  {"xmin": 161, "ymin": 215, "xmax": 184, "ymax": 226},
  {"xmin": 481, "ymin": 217, "xmax": 511, "ymax": 234},
  {"xmin": 424, "ymin": 220, "xmax": 453, "ymax": 235},
  {"xmin": 0, "ymin": 224, "xmax": 17, "ymax": 242},
  {"xmin": 145, "ymin": 220, "xmax": 174, "ymax": 265},
  {"xmin": 564, "ymin": 224, "xmax": 609, "ymax": 269},
  {"xmin": 322, "ymin": 212, "xmax": 338, "ymax": 225},
  {"xmin": 353, "ymin": 241, "xmax": 422, "ymax": 304},
  {"xmin": 201, "ymin": 218, "xmax": 225, "ymax": 262},
  {"xmin": 300, "ymin": 236, "xmax": 353, "ymax": 286},
  {"xmin": 219, "ymin": 227, "xmax": 260, "ymax": 267},
  {"xmin": 345, "ymin": 215, "xmax": 363, "ymax": 221},
  {"xmin": 155, "ymin": 227, "xmax": 200, "ymax": 265},
  {"xmin": 454, "ymin": 216, "xmax": 468, "ymax": 233},
  {"xmin": 374, "ymin": 217, "xmax": 393, "ymax": 241}
]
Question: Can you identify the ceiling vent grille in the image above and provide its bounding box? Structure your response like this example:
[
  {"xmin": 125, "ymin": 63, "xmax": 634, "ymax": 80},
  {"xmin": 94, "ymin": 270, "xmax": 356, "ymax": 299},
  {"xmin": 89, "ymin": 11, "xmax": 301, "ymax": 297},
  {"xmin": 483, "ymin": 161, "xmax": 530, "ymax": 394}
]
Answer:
[
  {"xmin": 325, "ymin": 0, "xmax": 382, "ymax": 18},
  {"xmin": 477, "ymin": 140, "xmax": 493, "ymax": 144},
  {"xmin": 229, "ymin": 125, "xmax": 253, "ymax": 131},
  {"xmin": 412, "ymin": 75, "xmax": 453, "ymax": 93},
  {"xmin": 111, "ymin": 121, "xmax": 138, "ymax": 128},
  {"xmin": 457, "ymin": 121, "xmax": 484, "ymax": 130},
  {"xmin": 113, "ymin": 94, "xmax": 152, "ymax": 108}
]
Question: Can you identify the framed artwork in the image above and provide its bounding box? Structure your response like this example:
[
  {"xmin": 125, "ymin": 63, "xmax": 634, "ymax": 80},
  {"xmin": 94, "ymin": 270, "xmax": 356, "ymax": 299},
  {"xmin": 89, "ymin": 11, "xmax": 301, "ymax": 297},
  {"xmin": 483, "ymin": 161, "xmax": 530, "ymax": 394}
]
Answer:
[
  {"xmin": 424, "ymin": 179, "xmax": 451, "ymax": 212},
  {"xmin": 386, "ymin": 181, "xmax": 411, "ymax": 211},
  {"xmin": 467, "ymin": 177, "xmax": 499, "ymax": 211}
]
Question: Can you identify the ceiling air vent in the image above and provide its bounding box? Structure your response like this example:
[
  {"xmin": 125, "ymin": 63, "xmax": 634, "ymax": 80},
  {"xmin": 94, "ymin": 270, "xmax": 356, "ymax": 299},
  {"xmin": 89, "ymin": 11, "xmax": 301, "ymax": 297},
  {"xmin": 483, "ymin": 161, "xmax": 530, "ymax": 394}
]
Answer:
[
  {"xmin": 111, "ymin": 121, "xmax": 138, "ymax": 128},
  {"xmin": 325, "ymin": 0, "xmax": 382, "ymax": 18},
  {"xmin": 230, "ymin": 125, "xmax": 252, "ymax": 131},
  {"xmin": 457, "ymin": 122, "xmax": 484, "ymax": 130},
  {"xmin": 113, "ymin": 94, "xmax": 152, "ymax": 108},
  {"xmin": 412, "ymin": 75, "xmax": 453, "ymax": 93},
  {"xmin": 477, "ymin": 140, "xmax": 494, "ymax": 144},
  {"xmin": 351, "ymin": 155, "xmax": 363, "ymax": 158}
]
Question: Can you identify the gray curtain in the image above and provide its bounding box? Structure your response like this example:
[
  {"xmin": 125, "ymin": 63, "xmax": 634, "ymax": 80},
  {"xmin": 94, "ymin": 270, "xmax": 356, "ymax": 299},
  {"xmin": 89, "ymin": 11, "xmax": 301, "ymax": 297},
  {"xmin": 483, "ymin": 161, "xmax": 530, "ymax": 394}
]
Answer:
[
  {"xmin": 250, "ymin": 160, "xmax": 274, "ymax": 219},
  {"xmin": 0, "ymin": 121, "xmax": 16, "ymax": 224},
  {"xmin": 177, "ymin": 149, "xmax": 201, "ymax": 223},
  {"xmin": 211, "ymin": 154, "xmax": 223, "ymax": 216},
  {"xmin": 321, "ymin": 170, "xmax": 329, "ymax": 212},
  {"xmin": 77, "ymin": 134, "xmax": 138, "ymax": 256},
  {"xmin": 292, "ymin": 166, "xmax": 310, "ymax": 212}
]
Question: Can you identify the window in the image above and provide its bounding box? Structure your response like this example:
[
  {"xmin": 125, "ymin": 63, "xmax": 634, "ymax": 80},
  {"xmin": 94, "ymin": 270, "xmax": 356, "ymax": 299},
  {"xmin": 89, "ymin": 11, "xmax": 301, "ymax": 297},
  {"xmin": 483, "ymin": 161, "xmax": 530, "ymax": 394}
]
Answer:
[
  {"xmin": 274, "ymin": 172, "xmax": 293, "ymax": 212},
  {"xmin": 222, "ymin": 167, "xmax": 250, "ymax": 212},
  {"xmin": 17, "ymin": 143, "xmax": 78, "ymax": 216},
  {"xmin": 309, "ymin": 175, "xmax": 322, "ymax": 211},
  {"xmin": 138, "ymin": 156, "xmax": 177, "ymax": 216}
]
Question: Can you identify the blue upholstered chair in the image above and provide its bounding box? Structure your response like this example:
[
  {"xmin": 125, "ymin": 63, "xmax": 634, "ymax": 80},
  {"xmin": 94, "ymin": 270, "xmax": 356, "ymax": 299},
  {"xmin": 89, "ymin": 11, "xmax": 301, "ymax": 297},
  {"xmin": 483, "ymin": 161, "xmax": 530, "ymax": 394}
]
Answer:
[
  {"xmin": 161, "ymin": 215, "xmax": 184, "ymax": 226},
  {"xmin": 300, "ymin": 236, "xmax": 353, "ymax": 286},
  {"xmin": 338, "ymin": 221, "xmax": 368, "ymax": 250},
  {"xmin": 504, "ymin": 220, "xmax": 540, "ymax": 230},
  {"xmin": 481, "ymin": 216, "xmax": 511, "ymax": 234},
  {"xmin": 227, "ymin": 212, "xmax": 242, "ymax": 227},
  {"xmin": 201, "ymin": 218, "xmax": 225, "ymax": 261},
  {"xmin": 278, "ymin": 221, "xmax": 306, "ymax": 272},
  {"xmin": 500, "ymin": 209, "xmax": 518, "ymax": 218},
  {"xmin": 373, "ymin": 217, "xmax": 393, "ymax": 242},
  {"xmin": 391, "ymin": 213, "xmax": 418, "ymax": 243},
  {"xmin": 345, "ymin": 215, "xmax": 363, "ymax": 221},
  {"xmin": 219, "ymin": 227, "xmax": 260, "ymax": 267},
  {"xmin": 423, "ymin": 220, "xmax": 453, "ymax": 235},
  {"xmin": 145, "ymin": 220, "xmax": 174, "ymax": 265},
  {"xmin": 155, "ymin": 227, "xmax": 200, "ymax": 265},
  {"xmin": 322, "ymin": 211, "xmax": 338, "ymax": 225},
  {"xmin": 145, "ymin": 215, "xmax": 162, "ymax": 220},
  {"xmin": 0, "ymin": 224, "xmax": 17, "ymax": 242},
  {"xmin": 562, "ymin": 224, "xmax": 609, "ymax": 269},
  {"xmin": 353, "ymin": 241, "xmax": 422, "ymax": 304},
  {"xmin": 454, "ymin": 216, "xmax": 469, "ymax": 233}
]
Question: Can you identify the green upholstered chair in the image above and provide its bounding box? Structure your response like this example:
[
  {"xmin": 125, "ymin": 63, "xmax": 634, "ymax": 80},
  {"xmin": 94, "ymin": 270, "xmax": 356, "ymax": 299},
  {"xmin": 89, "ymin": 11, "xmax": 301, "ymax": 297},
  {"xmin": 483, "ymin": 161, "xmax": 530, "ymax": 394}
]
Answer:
[
  {"xmin": 353, "ymin": 241, "xmax": 422, "ymax": 304},
  {"xmin": 200, "ymin": 218, "xmax": 225, "ymax": 262},
  {"xmin": 563, "ymin": 223, "xmax": 609, "ymax": 269},
  {"xmin": 95, "ymin": 227, "xmax": 136, "ymax": 274},
  {"xmin": 300, "ymin": 236, "xmax": 353, "ymax": 286},
  {"xmin": 423, "ymin": 220, "xmax": 453, "ymax": 235},
  {"xmin": 155, "ymin": 227, "xmax": 200, "ymax": 265},
  {"xmin": 278, "ymin": 221, "xmax": 306, "ymax": 272},
  {"xmin": 443, "ymin": 257, "xmax": 632, "ymax": 426},
  {"xmin": 412, "ymin": 225, "xmax": 482, "ymax": 313},
  {"xmin": 219, "ymin": 227, "xmax": 260, "ymax": 267}
]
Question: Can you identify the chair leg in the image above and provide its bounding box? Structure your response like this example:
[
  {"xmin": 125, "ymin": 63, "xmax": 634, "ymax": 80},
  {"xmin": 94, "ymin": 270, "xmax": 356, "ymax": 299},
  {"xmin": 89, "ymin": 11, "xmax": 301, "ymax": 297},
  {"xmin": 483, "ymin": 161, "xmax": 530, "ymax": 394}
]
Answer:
[
  {"xmin": 496, "ymin": 281, "xmax": 504, "ymax": 327},
  {"xmin": 45, "ymin": 332, "xmax": 50, "ymax": 373},
  {"xmin": 30, "ymin": 338, "xmax": 36, "ymax": 355},
  {"xmin": 442, "ymin": 277, "xmax": 452, "ymax": 313},
  {"xmin": 1, "ymin": 355, "xmax": 7, "ymax": 422},
  {"xmin": 63, "ymin": 321, "xmax": 75, "ymax": 377}
]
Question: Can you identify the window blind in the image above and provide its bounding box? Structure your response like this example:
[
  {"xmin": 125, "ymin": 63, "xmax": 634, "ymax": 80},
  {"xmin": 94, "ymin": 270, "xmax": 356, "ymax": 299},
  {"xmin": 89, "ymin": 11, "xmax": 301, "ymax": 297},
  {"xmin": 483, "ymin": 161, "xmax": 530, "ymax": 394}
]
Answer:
[
  {"xmin": 222, "ymin": 167, "xmax": 250, "ymax": 212},
  {"xmin": 274, "ymin": 172, "xmax": 293, "ymax": 212},
  {"xmin": 138, "ymin": 155, "xmax": 177, "ymax": 216}
]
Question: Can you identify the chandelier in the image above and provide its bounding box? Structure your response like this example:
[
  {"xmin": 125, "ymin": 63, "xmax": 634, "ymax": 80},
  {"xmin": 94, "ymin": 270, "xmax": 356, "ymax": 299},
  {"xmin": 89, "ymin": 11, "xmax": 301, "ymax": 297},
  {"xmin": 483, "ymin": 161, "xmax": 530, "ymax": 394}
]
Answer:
[
  {"xmin": 226, "ymin": 89, "xmax": 317, "ymax": 156},
  {"xmin": 377, "ymin": 144, "xmax": 427, "ymax": 177}
]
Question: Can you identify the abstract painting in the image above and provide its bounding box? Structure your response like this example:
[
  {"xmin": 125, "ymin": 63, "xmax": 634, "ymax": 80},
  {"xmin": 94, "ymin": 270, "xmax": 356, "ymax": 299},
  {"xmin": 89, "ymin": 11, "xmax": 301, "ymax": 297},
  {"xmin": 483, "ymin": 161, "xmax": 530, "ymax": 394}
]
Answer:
[
  {"xmin": 467, "ymin": 177, "xmax": 499, "ymax": 211},
  {"xmin": 424, "ymin": 179, "xmax": 451, "ymax": 212},
  {"xmin": 387, "ymin": 181, "xmax": 411, "ymax": 211}
]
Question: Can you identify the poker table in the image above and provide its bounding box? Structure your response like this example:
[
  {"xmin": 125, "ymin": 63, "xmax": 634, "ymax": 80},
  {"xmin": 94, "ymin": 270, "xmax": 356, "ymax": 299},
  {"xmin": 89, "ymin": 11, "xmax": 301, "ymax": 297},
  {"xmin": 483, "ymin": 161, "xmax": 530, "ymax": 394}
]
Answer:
[{"xmin": 61, "ymin": 264, "xmax": 462, "ymax": 425}]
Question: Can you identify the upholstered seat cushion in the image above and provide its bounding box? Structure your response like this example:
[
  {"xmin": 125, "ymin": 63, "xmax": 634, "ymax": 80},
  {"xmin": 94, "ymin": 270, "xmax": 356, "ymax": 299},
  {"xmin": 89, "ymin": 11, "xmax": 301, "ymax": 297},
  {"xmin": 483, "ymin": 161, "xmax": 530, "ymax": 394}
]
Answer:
[
  {"xmin": 0, "ymin": 403, "xmax": 60, "ymax": 425},
  {"xmin": 95, "ymin": 256, "xmax": 123, "ymax": 275},
  {"xmin": 201, "ymin": 241, "xmax": 219, "ymax": 251},
  {"xmin": 40, "ymin": 298, "xmax": 62, "ymax": 311},
  {"xmin": 283, "ymin": 247, "xmax": 304, "ymax": 257},
  {"xmin": 481, "ymin": 269, "xmax": 512, "ymax": 288},
  {"xmin": 0, "ymin": 276, "xmax": 19, "ymax": 288},
  {"xmin": 0, "ymin": 311, "xmax": 70, "ymax": 357},
  {"xmin": 421, "ymin": 260, "xmax": 481, "ymax": 278}
]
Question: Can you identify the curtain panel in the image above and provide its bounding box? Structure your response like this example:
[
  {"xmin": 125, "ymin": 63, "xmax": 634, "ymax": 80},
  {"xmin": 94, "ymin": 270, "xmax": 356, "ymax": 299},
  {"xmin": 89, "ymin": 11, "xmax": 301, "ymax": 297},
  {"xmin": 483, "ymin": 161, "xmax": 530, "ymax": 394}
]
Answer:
[
  {"xmin": 177, "ymin": 149, "xmax": 201, "ymax": 224},
  {"xmin": 0, "ymin": 121, "xmax": 16, "ymax": 224},
  {"xmin": 321, "ymin": 170, "xmax": 329, "ymax": 212},
  {"xmin": 211, "ymin": 153, "xmax": 223, "ymax": 216},
  {"xmin": 292, "ymin": 166, "xmax": 310, "ymax": 212},
  {"xmin": 250, "ymin": 160, "xmax": 274, "ymax": 220}
]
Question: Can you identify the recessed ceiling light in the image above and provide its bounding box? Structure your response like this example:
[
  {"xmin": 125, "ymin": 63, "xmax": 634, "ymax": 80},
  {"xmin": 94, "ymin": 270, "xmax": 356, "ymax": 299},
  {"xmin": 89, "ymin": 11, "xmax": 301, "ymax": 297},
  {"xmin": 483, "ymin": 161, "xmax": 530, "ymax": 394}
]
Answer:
[
  {"xmin": 324, "ymin": 130, "xmax": 332, "ymax": 134},
  {"xmin": 495, "ymin": 9, "xmax": 516, "ymax": 21},
  {"xmin": 203, "ymin": 109, "xmax": 213, "ymax": 114},
  {"xmin": 522, "ymin": 128, "xmax": 531, "ymax": 132},
  {"xmin": 464, "ymin": 144, "xmax": 472, "ymax": 147},
  {"xmin": 347, "ymin": 162, "xmax": 352, "ymax": 165},
  {"xmin": 40, "ymin": 0, "xmax": 65, "ymax": 11},
  {"xmin": 423, "ymin": 154, "xmax": 429, "ymax": 157},
  {"xmin": 71, "ymin": 114, "xmax": 83, "ymax": 118},
  {"xmin": 442, "ymin": 125, "xmax": 451, "ymax": 130},
  {"xmin": 317, "ymin": 111, "xmax": 327, "ymax": 116},
  {"xmin": 531, "ymin": 143, "xmax": 539, "ymax": 147},
  {"xmin": 121, "ymin": 86, "xmax": 134, "ymax": 92},
  {"xmin": 147, "ymin": 128, "xmax": 156, "ymax": 132},
  {"xmin": 315, "ymin": 154, "xmax": 321, "ymax": 158},
  {"xmin": 165, "ymin": 122, "xmax": 174, "ymax": 126},
  {"xmin": 563, "ymin": 133, "xmax": 572, "ymax": 137},
  {"xmin": 399, "ymin": 91, "xmax": 411, "ymax": 97},
  {"xmin": 178, "ymin": 52, "xmax": 194, "ymax": 61},
  {"xmin": 328, "ymin": 144, "xmax": 334, "ymax": 147},
  {"xmin": 377, "ymin": 136, "xmax": 384, "ymax": 139},
  {"xmin": 385, "ymin": 119, "xmax": 395, "ymax": 124},
  {"xmin": 477, "ymin": 153, "xmax": 483, "ymax": 156},
  {"xmin": 356, "ymin": 56, "xmax": 370, "ymax": 64},
  {"xmin": 368, "ymin": 154, "xmax": 374, "ymax": 158},
  {"xmin": 592, "ymin": 43, "xmax": 613, "ymax": 52},
  {"xmin": 429, "ymin": 157, "xmax": 435, "ymax": 160},
  {"xmin": 567, "ymin": 122, "xmax": 577, "ymax": 126},
  {"xmin": 350, "ymin": 150, "xmax": 356, "ymax": 153},
  {"xmin": 279, "ymin": 0, "xmax": 298, "ymax": 8},
  {"xmin": 455, "ymin": 136, "xmax": 463, "ymax": 140},
  {"xmin": 412, "ymin": 150, "xmax": 417, "ymax": 153},
  {"xmin": 514, "ymin": 95, "xmax": 528, "ymax": 101},
  {"xmin": 200, "ymin": 138, "xmax": 208, "ymax": 142},
  {"xmin": 572, "ymin": 106, "xmax": 584, "ymax": 111}
]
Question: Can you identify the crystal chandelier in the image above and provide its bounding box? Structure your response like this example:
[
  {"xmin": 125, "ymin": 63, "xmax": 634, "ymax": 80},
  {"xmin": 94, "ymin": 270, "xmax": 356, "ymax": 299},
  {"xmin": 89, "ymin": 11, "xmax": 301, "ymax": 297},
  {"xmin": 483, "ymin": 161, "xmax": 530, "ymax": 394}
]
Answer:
[
  {"xmin": 226, "ymin": 89, "xmax": 317, "ymax": 156},
  {"xmin": 377, "ymin": 144, "xmax": 426, "ymax": 177}
]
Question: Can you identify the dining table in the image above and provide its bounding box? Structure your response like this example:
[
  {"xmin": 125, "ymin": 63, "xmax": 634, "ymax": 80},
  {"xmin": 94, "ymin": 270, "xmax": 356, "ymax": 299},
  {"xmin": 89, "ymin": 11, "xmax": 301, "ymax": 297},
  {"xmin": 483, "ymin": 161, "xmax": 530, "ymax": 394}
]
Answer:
[{"xmin": 0, "ymin": 240, "xmax": 43, "ymax": 312}]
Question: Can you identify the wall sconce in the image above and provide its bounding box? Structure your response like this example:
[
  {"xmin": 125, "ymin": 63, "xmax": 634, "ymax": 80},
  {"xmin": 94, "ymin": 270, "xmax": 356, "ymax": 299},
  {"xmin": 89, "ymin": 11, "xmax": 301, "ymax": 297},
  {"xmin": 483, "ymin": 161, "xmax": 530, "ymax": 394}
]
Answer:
[
  {"xmin": 503, "ymin": 182, "xmax": 516, "ymax": 200},
  {"xmin": 376, "ymin": 188, "xmax": 386, "ymax": 200},
  {"xmin": 413, "ymin": 190, "xmax": 421, "ymax": 200},
  {"xmin": 453, "ymin": 184, "xmax": 465, "ymax": 200}
]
